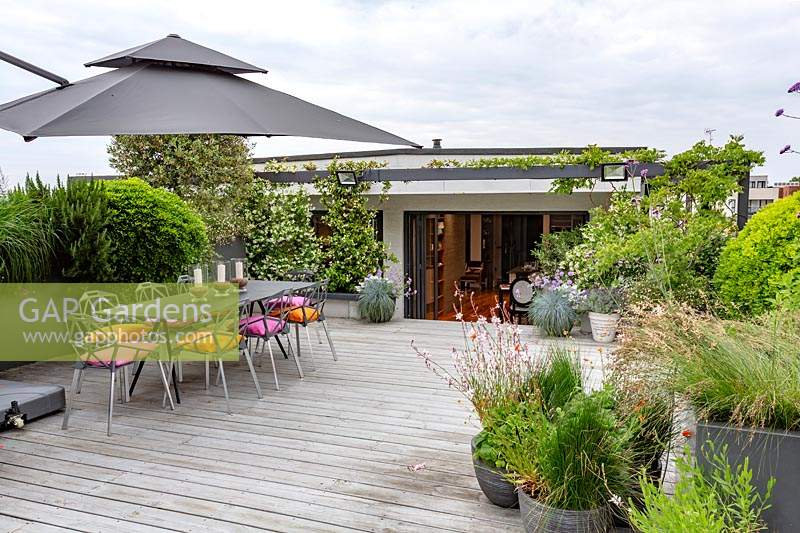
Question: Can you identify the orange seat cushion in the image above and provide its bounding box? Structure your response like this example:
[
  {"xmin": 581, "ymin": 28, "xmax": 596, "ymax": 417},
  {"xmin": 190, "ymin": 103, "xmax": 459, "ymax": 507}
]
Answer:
[
  {"xmin": 286, "ymin": 307, "xmax": 319, "ymax": 323},
  {"xmin": 176, "ymin": 332, "xmax": 242, "ymax": 353}
]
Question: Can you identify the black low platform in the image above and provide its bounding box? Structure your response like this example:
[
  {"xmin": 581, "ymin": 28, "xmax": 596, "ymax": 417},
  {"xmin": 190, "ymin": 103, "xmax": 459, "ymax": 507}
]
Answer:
[{"xmin": 0, "ymin": 379, "xmax": 65, "ymax": 427}]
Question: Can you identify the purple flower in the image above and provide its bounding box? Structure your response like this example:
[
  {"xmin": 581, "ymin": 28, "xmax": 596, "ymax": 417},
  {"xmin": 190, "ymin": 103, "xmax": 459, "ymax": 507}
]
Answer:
[
  {"xmin": 780, "ymin": 145, "xmax": 792, "ymax": 155},
  {"xmin": 640, "ymin": 168, "xmax": 648, "ymax": 179},
  {"xmin": 788, "ymin": 81, "xmax": 800, "ymax": 93},
  {"xmin": 776, "ymin": 108, "xmax": 785, "ymax": 117}
]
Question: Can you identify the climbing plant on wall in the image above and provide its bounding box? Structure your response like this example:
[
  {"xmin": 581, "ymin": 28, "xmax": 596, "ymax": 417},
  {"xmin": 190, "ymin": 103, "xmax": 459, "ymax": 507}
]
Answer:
[
  {"xmin": 314, "ymin": 159, "xmax": 395, "ymax": 293},
  {"xmin": 243, "ymin": 180, "xmax": 320, "ymax": 280}
]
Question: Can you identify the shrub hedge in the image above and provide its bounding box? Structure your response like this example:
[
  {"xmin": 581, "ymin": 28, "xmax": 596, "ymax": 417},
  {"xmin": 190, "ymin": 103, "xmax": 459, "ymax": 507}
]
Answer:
[
  {"xmin": 714, "ymin": 192, "xmax": 800, "ymax": 315},
  {"xmin": 104, "ymin": 178, "xmax": 209, "ymax": 282}
]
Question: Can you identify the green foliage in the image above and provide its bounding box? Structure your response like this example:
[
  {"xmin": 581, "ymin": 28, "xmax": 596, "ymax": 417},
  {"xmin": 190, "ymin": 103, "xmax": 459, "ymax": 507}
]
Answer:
[
  {"xmin": 0, "ymin": 193, "xmax": 52, "ymax": 282},
  {"xmin": 108, "ymin": 134, "xmax": 254, "ymax": 245},
  {"xmin": 534, "ymin": 390, "xmax": 633, "ymax": 511},
  {"xmin": 562, "ymin": 137, "xmax": 761, "ymax": 309},
  {"xmin": 15, "ymin": 176, "xmax": 113, "ymax": 281},
  {"xmin": 714, "ymin": 191, "xmax": 800, "ymax": 315},
  {"xmin": 583, "ymin": 287, "xmax": 623, "ymax": 314},
  {"xmin": 534, "ymin": 348, "xmax": 583, "ymax": 417},
  {"xmin": 356, "ymin": 275, "xmax": 397, "ymax": 323},
  {"xmin": 620, "ymin": 308, "xmax": 800, "ymax": 431},
  {"xmin": 628, "ymin": 446, "xmax": 773, "ymax": 533},
  {"xmin": 243, "ymin": 180, "xmax": 319, "ymax": 280},
  {"xmin": 103, "ymin": 178, "xmax": 209, "ymax": 282},
  {"xmin": 527, "ymin": 289, "xmax": 577, "ymax": 336},
  {"xmin": 532, "ymin": 228, "xmax": 583, "ymax": 276},
  {"xmin": 314, "ymin": 159, "xmax": 395, "ymax": 292}
]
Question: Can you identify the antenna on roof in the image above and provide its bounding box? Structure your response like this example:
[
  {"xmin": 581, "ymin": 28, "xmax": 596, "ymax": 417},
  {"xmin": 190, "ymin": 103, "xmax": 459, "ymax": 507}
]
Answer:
[
  {"xmin": 0, "ymin": 50, "xmax": 69, "ymax": 87},
  {"xmin": 704, "ymin": 128, "xmax": 716, "ymax": 144}
]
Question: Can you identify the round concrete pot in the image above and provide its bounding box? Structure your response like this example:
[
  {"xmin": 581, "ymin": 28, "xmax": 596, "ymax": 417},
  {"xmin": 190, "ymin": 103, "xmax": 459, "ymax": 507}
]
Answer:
[
  {"xmin": 588, "ymin": 312, "xmax": 619, "ymax": 343},
  {"xmin": 518, "ymin": 491, "xmax": 611, "ymax": 533},
  {"xmin": 470, "ymin": 435, "xmax": 519, "ymax": 508}
]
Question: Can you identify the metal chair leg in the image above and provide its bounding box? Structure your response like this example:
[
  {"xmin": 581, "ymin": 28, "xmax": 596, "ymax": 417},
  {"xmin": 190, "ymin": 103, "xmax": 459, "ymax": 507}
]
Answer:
[
  {"xmin": 62, "ymin": 367, "xmax": 81, "ymax": 430},
  {"xmin": 295, "ymin": 323, "xmax": 302, "ymax": 359},
  {"xmin": 157, "ymin": 361, "xmax": 175, "ymax": 410},
  {"xmin": 266, "ymin": 340, "xmax": 280, "ymax": 390},
  {"xmin": 284, "ymin": 333, "xmax": 303, "ymax": 378},
  {"xmin": 217, "ymin": 360, "xmax": 231, "ymax": 414},
  {"xmin": 122, "ymin": 366, "xmax": 130, "ymax": 403},
  {"xmin": 107, "ymin": 368, "xmax": 116, "ymax": 437},
  {"xmin": 177, "ymin": 360, "xmax": 183, "ymax": 382},
  {"xmin": 304, "ymin": 326, "xmax": 316, "ymax": 369},
  {"xmin": 315, "ymin": 325, "xmax": 323, "ymax": 344},
  {"xmin": 75, "ymin": 367, "xmax": 84, "ymax": 394},
  {"xmin": 204, "ymin": 357, "xmax": 210, "ymax": 390},
  {"xmin": 322, "ymin": 321, "xmax": 337, "ymax": 361},
  {"xmin": 242, "ymin": 347, "xmax": 263, "ymax": 399}
]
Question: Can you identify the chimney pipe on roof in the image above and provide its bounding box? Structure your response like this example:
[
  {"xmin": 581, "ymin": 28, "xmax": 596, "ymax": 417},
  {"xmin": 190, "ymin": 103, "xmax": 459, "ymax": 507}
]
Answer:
[{"xmin": 432, "ymin": 138, "xmax": 442, "ymax": 149}]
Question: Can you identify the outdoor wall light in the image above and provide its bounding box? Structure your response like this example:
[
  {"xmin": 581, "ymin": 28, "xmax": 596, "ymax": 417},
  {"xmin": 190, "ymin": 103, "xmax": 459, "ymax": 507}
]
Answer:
[
  {"xmin": 335, "ymin": 170, "xmax": 359, "ymax": 186},
  {"xmin": 600, "ymin": 163, "xmax": 628, "ymax": 182}
]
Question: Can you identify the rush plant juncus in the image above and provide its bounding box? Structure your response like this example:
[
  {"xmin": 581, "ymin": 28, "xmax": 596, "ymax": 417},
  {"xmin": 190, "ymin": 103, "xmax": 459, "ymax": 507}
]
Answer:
[{"xmin": 413, "ymin": 292, "xmax": 540, "ymax": 422}]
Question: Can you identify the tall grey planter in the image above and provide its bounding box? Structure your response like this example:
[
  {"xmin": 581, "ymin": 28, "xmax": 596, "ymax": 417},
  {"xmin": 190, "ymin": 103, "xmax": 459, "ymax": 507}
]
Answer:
[
  {"xmin": 696, "ymin": 421, "xmax": 800, "ymax": 532},
  {"xmin": 518, "ymin": 491, "xmax": 610, "ymax": 533}
]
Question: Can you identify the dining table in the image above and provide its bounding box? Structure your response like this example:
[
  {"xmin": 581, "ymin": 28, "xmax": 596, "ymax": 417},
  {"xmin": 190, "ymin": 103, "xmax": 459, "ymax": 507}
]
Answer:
[{"xmin": 126, "ymin": 279, "xmax": 315, "ymax": 402}]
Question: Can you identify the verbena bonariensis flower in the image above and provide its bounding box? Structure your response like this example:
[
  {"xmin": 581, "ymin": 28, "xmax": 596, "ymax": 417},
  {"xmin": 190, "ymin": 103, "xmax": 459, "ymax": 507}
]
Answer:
[
  {"xmin": 412, "ymin": 290, "xmax": 541, "ymax": 422},
  {"xmin": 776, "ymin": 108, "xmax": 785, "ymax": 117},
  {"xmin": 780, "ymin": 145, "xmax": 792, "ymax": 155},
  {"xmin": 788, "ymin": 81, "xmax": 800, "ymax": 93}
]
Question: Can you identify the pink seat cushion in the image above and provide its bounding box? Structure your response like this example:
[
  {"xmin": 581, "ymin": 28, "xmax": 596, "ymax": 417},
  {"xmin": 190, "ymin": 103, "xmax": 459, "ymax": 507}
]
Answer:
[
  {"xmin": 82, "ymin": 344, "xmax": 156, "ymax": 367},
  {"xmin": 267, "ymin": 295, "xmax": 308, "ymax": 308},
  {"xmin": 240, "ymin": 316, "xmax": 287, "ymax": 336}
]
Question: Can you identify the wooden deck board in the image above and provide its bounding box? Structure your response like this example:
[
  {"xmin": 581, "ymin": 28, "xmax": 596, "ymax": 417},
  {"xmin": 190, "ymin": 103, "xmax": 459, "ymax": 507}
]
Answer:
[{"xmin": 0, "ymin": 318, "xmax": 609, "ymax": 532}]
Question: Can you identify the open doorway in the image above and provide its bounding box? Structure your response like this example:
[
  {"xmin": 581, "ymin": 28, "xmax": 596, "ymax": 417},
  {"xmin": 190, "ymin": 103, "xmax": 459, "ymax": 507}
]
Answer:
[{"xmin": 404, "ymin": 211, "xmax": 587, "ymax": 320}]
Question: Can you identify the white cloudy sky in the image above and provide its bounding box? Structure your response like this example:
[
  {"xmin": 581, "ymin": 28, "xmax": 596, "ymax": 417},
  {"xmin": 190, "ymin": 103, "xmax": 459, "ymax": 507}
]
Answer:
[{"xmin": 1, "ymin": 0, "xmax": 799, "ymax": 185}]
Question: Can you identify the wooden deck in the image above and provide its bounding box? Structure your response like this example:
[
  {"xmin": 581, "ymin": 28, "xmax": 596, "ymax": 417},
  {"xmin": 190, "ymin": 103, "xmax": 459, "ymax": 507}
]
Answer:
[{"xmin": 0, "ymin": 318, "xmax": 609, "ymax": 532}]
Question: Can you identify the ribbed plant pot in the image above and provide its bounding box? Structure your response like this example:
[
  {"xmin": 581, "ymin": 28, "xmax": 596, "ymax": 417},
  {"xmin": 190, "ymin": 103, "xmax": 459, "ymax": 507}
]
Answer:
[
  {"xmin": 588, "ymin": 312, "xmax": 619, "ymax": 343},
  {"xmin": 696, "ymin": 421, "xmax": 800, "ymax": 532},
  {"xmin": 470, "ymin": 435, "xmax": 519, "ymax": 508},
  {"xmin": 361, "ymin": 296, "xmax": 396, "ymax": 323},
  {"xmin": 518, "ymin": 491, "xmax": 611, "ymax": 533}
]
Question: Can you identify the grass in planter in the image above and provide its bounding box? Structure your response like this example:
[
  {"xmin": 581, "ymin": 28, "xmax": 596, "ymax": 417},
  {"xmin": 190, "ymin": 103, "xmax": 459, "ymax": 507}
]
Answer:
[
  {"xmin": 357, "ymin": 276, "xmax": 397, "ymax": 323},
  {"xmin": 628, "ymin": 445, "xmax": 773, "ymax": 533},
  {"xmin": 534, "ymin": 390, "xmax": 634, "ymax": 511},
  {"xmin": 534, "ymin": 346, "xmax": 583, "ymax": 417},
  {"xmin": 618, "ymin": 307, "xmax": 800, "ymax": 431}
]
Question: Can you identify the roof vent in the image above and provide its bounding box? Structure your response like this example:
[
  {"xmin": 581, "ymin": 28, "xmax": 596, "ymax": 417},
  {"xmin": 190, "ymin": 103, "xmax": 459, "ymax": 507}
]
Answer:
[{"xmin": 432, "ymin": 138, "xmax": 442, "ymax": 149}]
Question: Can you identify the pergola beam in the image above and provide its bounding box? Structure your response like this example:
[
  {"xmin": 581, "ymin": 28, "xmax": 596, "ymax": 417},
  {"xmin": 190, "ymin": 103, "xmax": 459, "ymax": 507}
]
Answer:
[{"xmin": 256, "ymin": 163, "xmax": 667, "ymax": 184}]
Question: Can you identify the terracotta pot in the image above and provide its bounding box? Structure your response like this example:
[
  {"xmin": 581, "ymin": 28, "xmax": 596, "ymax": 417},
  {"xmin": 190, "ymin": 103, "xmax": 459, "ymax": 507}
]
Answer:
[
  {"xmin": 471, "ymin": 435, "xmax": 519, "ymax": 508},
  {"xmin": 518, "ymin": 490, "xmax": 611, "ymax": 533},
  {"xmin": 588, "ymin": 312, "xmax": 619, "ymax": 343}
]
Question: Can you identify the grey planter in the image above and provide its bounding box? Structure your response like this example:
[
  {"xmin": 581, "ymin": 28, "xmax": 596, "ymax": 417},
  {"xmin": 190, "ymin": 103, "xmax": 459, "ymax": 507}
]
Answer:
[
  {"xmin": 470, "ymin": 435, "xmax": 519, "ymax": 508},
  {"xmin": 696, "ymin": 421, "xmax": 800, "ymax": 532},
  {"xmin": 518, "ymin": 490, "xmax": 610, "ymax": 533}
]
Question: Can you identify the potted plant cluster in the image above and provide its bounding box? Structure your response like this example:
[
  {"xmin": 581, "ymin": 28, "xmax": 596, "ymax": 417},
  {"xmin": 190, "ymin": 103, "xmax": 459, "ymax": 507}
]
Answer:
[
  {"xmin": 584, "ymin": 287, "xmax": 623, "ymax": 343},
  {"xmin": 415, "ymin": 303, "xmax": 676, "ymax": 529},
  {"xmin": 356, "ymin": 268, "xmax": 412, "ymax": 323},
  {"xmin": 413, "ymin": 300, "xmax": 535, "ymax": 508}
]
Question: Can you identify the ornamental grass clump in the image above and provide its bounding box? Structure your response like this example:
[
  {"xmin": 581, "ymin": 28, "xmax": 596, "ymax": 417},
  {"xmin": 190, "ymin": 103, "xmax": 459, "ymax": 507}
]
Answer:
[
  {"xmin": 357, "ymin": 269, "xmax": 412, "ymax": 323},
  {"xmin": 615, "ymin": 306, "xmax": 800, "ymax": 431},
  {"xmin": 528, "ymin": 289, "xmax": 577, "ymax": 336}
]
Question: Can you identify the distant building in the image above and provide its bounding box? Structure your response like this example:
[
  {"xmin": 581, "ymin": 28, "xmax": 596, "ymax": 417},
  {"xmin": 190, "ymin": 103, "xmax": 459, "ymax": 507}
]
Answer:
[{"xmin": 744, "ymin": 176, "xmax": 800, "ymax": 216}]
